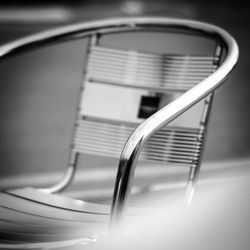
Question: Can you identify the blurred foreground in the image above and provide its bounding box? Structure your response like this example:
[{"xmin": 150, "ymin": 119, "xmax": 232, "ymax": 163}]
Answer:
[
  {"xmin": 70, "ymin": 167, "xmax": 250, "ymax": 250},
  {"xmin": 1, "ymin": 160, "xmax": 249, "ymax": 250}
]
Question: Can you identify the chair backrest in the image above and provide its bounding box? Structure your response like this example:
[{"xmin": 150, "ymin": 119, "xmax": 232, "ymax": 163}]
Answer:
[
  {"xmin": 77, "ymin": 40, "xmax": 218, "ymax": 165},
  {"xmin": 31, "ymin": 18, "xmax": 235, "ymax": 198},
  {"xmin": 0, "ymin": 17, "xmax": 238, "ymax": 225},
  {"xmin": 64, "ymin": 21, "xmax": 225, "ymax": 199}
]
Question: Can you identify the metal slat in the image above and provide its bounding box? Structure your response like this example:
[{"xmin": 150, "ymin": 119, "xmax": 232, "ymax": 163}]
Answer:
[
  {"xmin": 76, "ymin": 130, "xmax": 201, "ymax": 146},
  {"xmin": 86, "ymin": 79, "xmax": 198, "ymax": 91},
  {"xmin": 89, "ymin": 56, "xmax": 216, "ymax": 72},
  {"xmin": 75, "ymin": 133, "xmax": 202, "ymax": 152},
  {"xmin": 74, "ymin": 134, "xmax": 201, "ymax": 157},
  {"xmin": 91, "ymin": 46, "xmax": 218, "ymax": 61},
  {"xmin": 89, "ymin": 58, "xmax": 216, "ymax": 71},
  {"xmin": 77, "ymin": 121, "xmax": 202, "ymax": 141},
  {"xmin": 77, "ymin": 123, "xmax": 201, "ymax": 140},
  {"xmin": 74, "ymin": 145, "xmax": 197, "ymax": 165},
  {"xmin": 73, "ymin": 118, "xmax": 202, "ymax": 165},
  {"xmin": 88, "ymin": 76, "xmax": 199, "ymax": 89},
  {"xmin": 74, "ymin": 136, "xmax": 201, "ymax": 156},
  {"xmin": 88, "ymin": 67, "xmax": 212, "ymax": 81},
  {"xmin": 89, "ymin": 54, "xmax": 217, "ymax": 68},
  {"xmin": 78, "ymin": 119, "xmax": 199, "ymax": 133},
  {"xmin": 74, "ymin": 144, "xmax": 197, "ymax": 165},
  {"xmin": 90, "ymin": 47, "xmax": 217, "ymax": 65},
  {"xmin": 86, "ymin": 46, "xmax": 216, "ymax": 91}
]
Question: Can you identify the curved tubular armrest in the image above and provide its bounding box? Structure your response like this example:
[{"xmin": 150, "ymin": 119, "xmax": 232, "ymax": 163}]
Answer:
[
  {"xmin": 0, "ymin": 17, "xmax": 231, "ymax": 193},
  {"xmin": 0, "ymin": 17, "xmax": 239, "ymax": 225},
  {"xmin": 110, "ymin": 19, "xmax": 239, "ymax": 225}
]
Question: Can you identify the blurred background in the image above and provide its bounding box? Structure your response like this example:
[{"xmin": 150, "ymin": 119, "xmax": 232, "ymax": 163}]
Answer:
[{"xmin": 0, "ymin": 0, "xmax": 248, "ymax": 192}]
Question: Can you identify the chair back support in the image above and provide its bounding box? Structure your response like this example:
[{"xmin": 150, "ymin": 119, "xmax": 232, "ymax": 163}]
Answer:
[
  {"xmin": 75, "ymin": 32, "xmax": 219, "ymax": 166},
  {"xmin": 77, "ymin": 44, "xmax": 217, "ymax": 159}
]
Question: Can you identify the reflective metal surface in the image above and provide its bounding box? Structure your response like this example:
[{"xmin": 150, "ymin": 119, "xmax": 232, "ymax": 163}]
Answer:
[
  {"xmin": 109, "ymin": 18, "xmax": 239, "ymax": 225},
  {"xmin": 0, "ymin": 17, "xmax": 239, "ymax": 228}
]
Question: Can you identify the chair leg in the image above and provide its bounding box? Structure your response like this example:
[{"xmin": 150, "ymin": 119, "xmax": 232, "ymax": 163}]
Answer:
[{"xmin": 185, "ymin": 166, "xmax": 200, "ymax": 205}]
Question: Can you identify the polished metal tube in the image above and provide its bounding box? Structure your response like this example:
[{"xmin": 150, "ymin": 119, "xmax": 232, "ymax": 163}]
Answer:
[
  {"xmin": 0, "ymin": 17, "xmax": 239, "ymax": 225},
  {"xmin": 109, "ymin": 19, "xmax": 239, "ymax": 225}
]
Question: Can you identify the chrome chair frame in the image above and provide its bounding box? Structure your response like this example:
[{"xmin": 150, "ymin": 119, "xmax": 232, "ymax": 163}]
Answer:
[{"xmin": 0, "ymin": 17, "xmax": 239, "ymax": 227}]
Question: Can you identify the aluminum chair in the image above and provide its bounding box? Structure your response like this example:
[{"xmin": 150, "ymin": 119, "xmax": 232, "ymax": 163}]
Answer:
[{"xmin": 0, "ymin": 17, "xmax": 238, "ymax": 247}]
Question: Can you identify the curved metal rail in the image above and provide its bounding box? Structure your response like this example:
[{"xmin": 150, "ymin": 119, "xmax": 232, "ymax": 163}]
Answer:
[
  {"xmin": 109, "ymin": 19, "xmax": 239, "ymax": 225},
  {"xmin": 0, "ymin": 17, "xmax": 239, "ymax": 225}
]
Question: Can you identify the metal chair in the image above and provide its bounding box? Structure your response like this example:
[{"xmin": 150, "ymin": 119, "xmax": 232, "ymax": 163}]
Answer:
[{"xmin": 0, "ymin": 17, "xmax": 238, "ymax": 247}]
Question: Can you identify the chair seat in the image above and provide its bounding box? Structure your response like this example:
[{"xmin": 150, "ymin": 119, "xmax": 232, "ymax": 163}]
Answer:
[
  {"xmin": 0, "ymin": 186, "xmax": 185, "ymax": 247},
  {"xmin": 0, "ymin": 188, "xmax": 111, "ymax": 245},
  {"xmin": 0, "ymin": 188, "xmax": 143, "ymax": 246}
]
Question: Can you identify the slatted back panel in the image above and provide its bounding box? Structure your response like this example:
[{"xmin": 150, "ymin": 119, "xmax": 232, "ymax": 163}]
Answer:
[
  {"xmin": 72, "ymin": 36, "xmax": 219, "ymax": 168},
  {"xmin": 87, "ymin": 46, "xmax": 218, "ymax": 92},
  {"xmin": 75, "ymin": 117, "xmax": 202, "ymax": 166}
]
